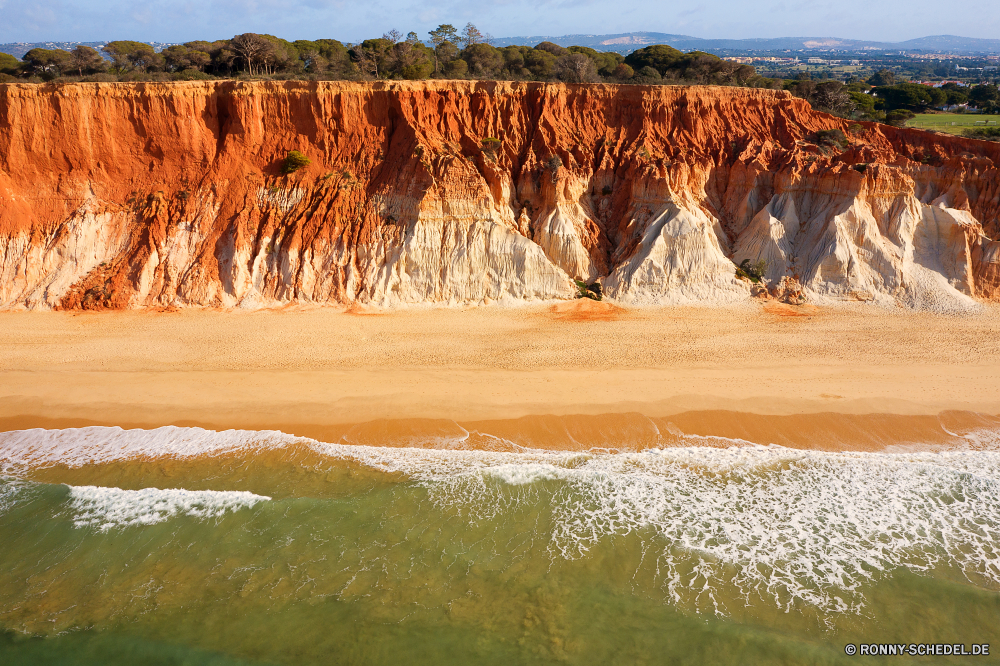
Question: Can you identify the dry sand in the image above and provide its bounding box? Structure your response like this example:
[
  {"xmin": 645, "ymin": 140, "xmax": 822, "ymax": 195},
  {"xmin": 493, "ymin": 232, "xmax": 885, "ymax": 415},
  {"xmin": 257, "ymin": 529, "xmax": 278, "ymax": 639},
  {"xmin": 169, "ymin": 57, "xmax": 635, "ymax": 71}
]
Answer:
[{"xmin": 2, "ymin": 299, "xmax": 999, "ymax": 450}]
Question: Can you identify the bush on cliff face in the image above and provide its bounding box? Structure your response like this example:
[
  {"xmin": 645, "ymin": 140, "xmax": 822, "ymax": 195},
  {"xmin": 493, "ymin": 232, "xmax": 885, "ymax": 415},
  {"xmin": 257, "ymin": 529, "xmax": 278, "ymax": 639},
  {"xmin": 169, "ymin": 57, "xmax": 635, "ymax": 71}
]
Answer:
[
  {"xmin": 546, "ymin": 155, "xmax": 563, "ymax": 182},
  {"xmin": 736, "ymin": 259, "xmax": 768, "ymax": 283},
  {"xmin": 573, "ymin": 279, "xmax": 603, "ymax": 301},
  {"xmin": 815, "ymin": 129, "xmax": 848, "ymax": 149},
  {"xmin": 281, "ymin": 151, "xmax": 311, "ymax": 174},
  {"xmin": 480, "ymin": 137, "xmax": 501, "ymax": 159}
]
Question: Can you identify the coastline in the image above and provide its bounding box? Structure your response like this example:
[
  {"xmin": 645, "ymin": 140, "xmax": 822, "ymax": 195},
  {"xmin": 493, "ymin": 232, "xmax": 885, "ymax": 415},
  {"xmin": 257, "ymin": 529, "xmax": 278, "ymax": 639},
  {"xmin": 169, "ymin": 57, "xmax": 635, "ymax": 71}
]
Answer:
[{"xmin": 2, "ymin": 300, "xmax": 999, "ymax": 451}]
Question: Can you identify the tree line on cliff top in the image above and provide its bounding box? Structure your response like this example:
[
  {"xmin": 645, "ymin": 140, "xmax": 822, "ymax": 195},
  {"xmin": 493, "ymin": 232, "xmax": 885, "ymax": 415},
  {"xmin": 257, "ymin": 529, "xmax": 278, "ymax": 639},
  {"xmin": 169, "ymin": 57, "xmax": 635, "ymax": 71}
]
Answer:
[
  {"xmin": 0, "ymin": 27, "xmax": 761, "ymax": 88},
  {"xmin": 1, "ymin": 23, "xmax": 998, "ymax": 129}
]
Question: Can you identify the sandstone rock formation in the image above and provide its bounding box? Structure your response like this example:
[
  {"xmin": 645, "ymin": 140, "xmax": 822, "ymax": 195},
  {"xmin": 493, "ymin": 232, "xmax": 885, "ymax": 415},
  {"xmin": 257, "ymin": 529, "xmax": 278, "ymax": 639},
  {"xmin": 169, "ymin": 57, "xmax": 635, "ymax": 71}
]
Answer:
[{"xmin": 0, "ymin": 80, "xmax": 998, "ymax": 310}]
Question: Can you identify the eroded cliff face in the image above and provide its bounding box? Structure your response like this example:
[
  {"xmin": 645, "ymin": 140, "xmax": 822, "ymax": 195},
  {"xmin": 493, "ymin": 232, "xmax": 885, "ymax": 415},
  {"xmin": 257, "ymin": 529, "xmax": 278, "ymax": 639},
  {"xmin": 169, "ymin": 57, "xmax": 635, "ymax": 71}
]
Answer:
[{"xmin": 1, "ymin": 80, "xmax": 998, "ymax": 310}]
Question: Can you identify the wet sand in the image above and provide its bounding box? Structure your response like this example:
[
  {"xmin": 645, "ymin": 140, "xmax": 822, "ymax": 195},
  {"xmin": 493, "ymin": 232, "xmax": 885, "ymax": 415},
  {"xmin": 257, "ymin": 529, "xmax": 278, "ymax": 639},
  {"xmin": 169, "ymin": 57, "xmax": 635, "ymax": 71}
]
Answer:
[{"xmin": 2, "ymin": 300, "xmax": 999, "ymax": 450}]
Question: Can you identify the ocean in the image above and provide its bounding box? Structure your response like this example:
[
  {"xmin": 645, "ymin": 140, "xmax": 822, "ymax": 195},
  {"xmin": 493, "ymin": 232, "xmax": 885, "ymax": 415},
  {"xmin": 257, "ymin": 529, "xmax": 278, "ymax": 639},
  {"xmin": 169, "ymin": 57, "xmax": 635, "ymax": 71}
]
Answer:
[{"xmin": 0, "ymin": 424, "xmax": 998, "ymax": 664}]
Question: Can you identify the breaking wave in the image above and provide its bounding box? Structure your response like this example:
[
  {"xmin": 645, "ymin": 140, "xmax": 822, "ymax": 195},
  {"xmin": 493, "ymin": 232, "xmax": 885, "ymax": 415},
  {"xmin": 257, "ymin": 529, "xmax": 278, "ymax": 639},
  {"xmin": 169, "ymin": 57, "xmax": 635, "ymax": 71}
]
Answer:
[
  {"xmin": 67, "ymin": 485, "xmax": 270, "ymax": 532},
  {"xmin": 1, "ymin": 425, "xmax": 999, "ymax": 620}
]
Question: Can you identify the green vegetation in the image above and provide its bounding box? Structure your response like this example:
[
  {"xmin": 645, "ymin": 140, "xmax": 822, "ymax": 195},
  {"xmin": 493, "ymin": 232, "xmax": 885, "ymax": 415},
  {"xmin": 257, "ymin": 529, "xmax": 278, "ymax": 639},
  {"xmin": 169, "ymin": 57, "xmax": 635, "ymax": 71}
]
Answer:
[
  {"xmin": 103, "ymin": 41, "xmax": 161, "ymax": 73},
  {"xmin": 874, "ymin": 83, "xmax": 947, "ymax": 111},
  {"xmin": 0, "ymin": 24, "xmax": 782, "ymax": 90},
  {"xmin": 964, "ymin": 127, "xmax": 1000, "ymax": 141},
  {"xmin": 624, "ymin": 45, "xmax": 758, "ymax": 85},
  {"xmin": 815, "ymin": 129, "xmax": 848, "ymax": 149},
  {"xmin": 776, "ymin": 71, "xmax": 999, "ymax": 127},
  {"xmin": 906, "ymin": 113, "xmax": 1000, "ymax": 135},
  {"xmin": 480, "ymin": 137, "xmax": 501, "ymax": 155},
  {"xmin": 784, "ymin": 74, "xmax": 870, "ymax": 119},
  {"xmin": 573, "ymin": 279, "xmax": 603, "ymax": 301},
  {"xmin": 0, "ymin": 52, "xmax": 19, "ymax": 76},
  {"xmin": 867, "ymin": 69, "xmax": 896, "ymax": 86},
  {"xmin": 736, "ymin": 259, "xmax": 768, "ymax": 283},
  {"xmin": 281, "ymin": 150, "xmax": 311, "ymax": 174},
  {"xmin": 885, "ymin": 109, "xmax": 916, "ymax": 127}
]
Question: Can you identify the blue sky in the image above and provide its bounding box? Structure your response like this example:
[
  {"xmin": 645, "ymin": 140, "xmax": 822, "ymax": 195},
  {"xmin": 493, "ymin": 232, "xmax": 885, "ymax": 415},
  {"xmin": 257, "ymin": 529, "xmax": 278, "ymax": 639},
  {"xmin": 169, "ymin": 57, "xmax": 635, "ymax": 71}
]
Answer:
[{"xmin": 1, "ymin": 0, "xmax": 998, "ymax": 44}]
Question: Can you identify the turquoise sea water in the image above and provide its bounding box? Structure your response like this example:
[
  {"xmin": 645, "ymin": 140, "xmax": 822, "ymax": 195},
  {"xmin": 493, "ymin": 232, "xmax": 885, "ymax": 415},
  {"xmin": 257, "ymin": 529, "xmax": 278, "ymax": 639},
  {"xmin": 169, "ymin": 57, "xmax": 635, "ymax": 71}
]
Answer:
[{"xmin": 0, "ymin": 426, "xmax": 998, "ymax": 665}]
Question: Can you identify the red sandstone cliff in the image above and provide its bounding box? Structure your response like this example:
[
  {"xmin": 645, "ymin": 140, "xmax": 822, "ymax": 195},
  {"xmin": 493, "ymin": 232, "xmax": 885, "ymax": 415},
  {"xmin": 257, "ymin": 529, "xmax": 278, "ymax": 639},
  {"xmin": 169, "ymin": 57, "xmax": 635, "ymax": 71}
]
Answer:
[{"xmin": 1, "ymin": 80, "xmax": 998, "ymax": 310}]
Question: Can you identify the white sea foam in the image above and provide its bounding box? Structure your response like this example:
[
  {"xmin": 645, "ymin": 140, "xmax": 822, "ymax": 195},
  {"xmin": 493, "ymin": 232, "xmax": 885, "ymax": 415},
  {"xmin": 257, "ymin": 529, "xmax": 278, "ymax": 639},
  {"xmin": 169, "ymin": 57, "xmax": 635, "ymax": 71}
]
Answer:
[
  {"xmin": 67, "ymin": 485, "xmax": 271, "ymax": 532},
  {"xmin": 484, "ymin": 463, "xmax": 569, "ymax": 485},
  {"xmin": 0, "ymin": 478, "xmax": 27, "ymax": 513},
  {"xmin": 0, "ymin": 426, "xmax": 294, "ymax": 474},
  {"xmin": 2, "ymin": 425, "xmax": 999, "ymax": 620},
  {"xmin": 342, "ymin": 442, "xmax": 1000, "ymax": 619}
]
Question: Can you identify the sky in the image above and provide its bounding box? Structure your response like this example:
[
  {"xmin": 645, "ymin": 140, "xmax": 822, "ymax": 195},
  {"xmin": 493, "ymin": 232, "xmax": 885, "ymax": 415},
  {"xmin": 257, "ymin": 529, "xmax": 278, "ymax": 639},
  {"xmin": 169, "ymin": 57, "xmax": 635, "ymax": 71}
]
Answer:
[{"xmin": 1, "ymin": 0, "xmax": 998, "ymax": 45}]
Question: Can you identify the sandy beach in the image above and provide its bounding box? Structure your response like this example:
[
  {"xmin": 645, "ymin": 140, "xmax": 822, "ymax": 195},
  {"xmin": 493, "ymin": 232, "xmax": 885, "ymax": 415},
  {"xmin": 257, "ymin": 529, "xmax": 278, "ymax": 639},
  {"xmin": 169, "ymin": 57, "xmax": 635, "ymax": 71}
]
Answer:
[{"xmin": 2, "ymin": 300, "xmax": 999, "ymax": 450}]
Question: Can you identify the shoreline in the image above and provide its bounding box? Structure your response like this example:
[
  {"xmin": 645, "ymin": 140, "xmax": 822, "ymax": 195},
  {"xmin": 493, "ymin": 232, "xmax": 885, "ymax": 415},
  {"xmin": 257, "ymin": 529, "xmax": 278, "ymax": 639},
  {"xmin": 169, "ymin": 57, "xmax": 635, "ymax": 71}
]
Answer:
[
  {"xmin": 2, "ymin": 409, "xmax": 998, "ymax": 454},
  {"xmin": 2, "ymin": 301, "xmax": 1000, "ymax": 452}
]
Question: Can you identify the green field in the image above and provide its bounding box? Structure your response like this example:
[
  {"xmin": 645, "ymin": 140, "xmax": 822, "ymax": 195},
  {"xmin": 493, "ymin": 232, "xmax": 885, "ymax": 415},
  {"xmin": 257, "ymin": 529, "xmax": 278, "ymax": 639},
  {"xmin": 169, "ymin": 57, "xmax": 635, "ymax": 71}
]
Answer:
[{"xmin": 907, "ymin": 113, "xmax": 1000, "ymax": 135}]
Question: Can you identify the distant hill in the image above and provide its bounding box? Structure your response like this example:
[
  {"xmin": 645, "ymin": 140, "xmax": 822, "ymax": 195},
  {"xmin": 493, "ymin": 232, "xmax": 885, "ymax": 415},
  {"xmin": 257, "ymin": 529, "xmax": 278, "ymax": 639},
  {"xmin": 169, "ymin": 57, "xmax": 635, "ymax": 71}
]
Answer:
[
  {"xmin": 896, "ymin": 35, "xmax": 1000, "ymax": 52},
  {"xmin": 491, "ymin": 33, "xmax": 1000, "ymax": 54}
]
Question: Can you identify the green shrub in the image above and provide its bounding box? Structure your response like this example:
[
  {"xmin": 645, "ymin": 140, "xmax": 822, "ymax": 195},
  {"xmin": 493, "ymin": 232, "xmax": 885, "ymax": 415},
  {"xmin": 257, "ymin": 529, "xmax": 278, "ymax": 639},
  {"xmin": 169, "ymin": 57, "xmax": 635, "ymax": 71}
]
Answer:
[
  {"xmin": 636, "ymin": 66, "xmax": 661, "ymax": 81},
  {"xmin": 481, "ymin": 137, "xmax": 501, "ymax": 161},
  {"xmin": 444, "ymin": 58, "xmax": 468, "ymax": 78},
  {"xmin": 573, "ymin": 279, "xmax": 603, "ymax": 301},
  {"xmin": 281, "ymin": 150, "xmax": 311, "ymax": 174},
  {"xmin": 171, "ymin": 68, "xmax": 214, "ymax": 81},
  {"xmin": 546, "ymin": 155, "xmax": 563, "ymax": 183},
  {"xmin": 885, "ymin": 110, "xmax": 915, "ymax": 128},
  {"xmin": 963, "ymin": 127, "xmax": 1000, "ymax": 142},
  {"xmin": 736, "ymin": 258, "xmax": 768, "ymax": 283},
  {"xmin": 815, "ymin": 129, "xmax": 848, "ymax": 149}
]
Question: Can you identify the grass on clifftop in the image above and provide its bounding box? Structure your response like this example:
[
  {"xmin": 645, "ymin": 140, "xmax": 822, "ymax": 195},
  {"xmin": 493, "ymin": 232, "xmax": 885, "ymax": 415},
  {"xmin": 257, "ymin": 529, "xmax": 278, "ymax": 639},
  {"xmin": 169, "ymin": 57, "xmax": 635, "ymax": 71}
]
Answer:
[{"xmin": 906, "ymin": 113, "xmax": 1000, "ymax": 136}]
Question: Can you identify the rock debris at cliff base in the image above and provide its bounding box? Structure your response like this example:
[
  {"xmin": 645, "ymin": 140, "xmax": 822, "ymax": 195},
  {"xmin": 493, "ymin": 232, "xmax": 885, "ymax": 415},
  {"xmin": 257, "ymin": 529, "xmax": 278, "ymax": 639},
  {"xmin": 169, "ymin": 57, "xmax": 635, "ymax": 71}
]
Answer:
[{"xmin": 0, "ymin": 80, "xmax": 998, "ymax": 311}]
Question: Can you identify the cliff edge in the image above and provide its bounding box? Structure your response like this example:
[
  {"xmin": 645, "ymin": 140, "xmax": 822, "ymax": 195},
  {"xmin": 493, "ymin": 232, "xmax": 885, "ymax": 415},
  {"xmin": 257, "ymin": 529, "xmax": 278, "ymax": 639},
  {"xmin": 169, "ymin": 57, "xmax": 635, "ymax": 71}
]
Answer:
[{"xmin": 1, "ymin": 80, "xmax": 998, "ymax": 310}]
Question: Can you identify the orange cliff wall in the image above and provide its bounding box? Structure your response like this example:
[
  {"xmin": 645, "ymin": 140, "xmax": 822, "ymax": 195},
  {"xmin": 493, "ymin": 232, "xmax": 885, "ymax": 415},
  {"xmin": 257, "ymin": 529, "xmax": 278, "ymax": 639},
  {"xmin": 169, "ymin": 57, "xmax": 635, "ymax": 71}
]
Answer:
[{"xmin": 0, "ymin": 79, "xmax": 998, "ymax": 310}]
